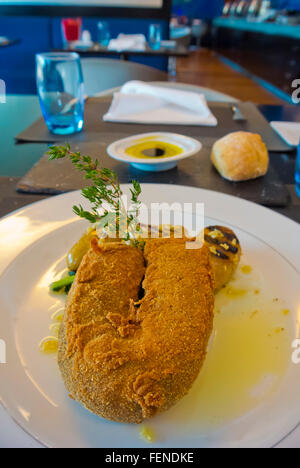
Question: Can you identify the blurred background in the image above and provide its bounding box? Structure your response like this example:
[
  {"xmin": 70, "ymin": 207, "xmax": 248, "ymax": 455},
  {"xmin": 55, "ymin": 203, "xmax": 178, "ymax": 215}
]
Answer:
[{"xmin": 0, "ymin": 0, "xmax": 299, "ymax": 103}]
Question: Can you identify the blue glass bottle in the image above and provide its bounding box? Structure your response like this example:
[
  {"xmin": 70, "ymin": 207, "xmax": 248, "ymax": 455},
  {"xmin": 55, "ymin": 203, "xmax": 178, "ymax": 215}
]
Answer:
[
  {"xmin": 149, "ymin": 24, "xmax": 162, "ymax": 51},
  {"xmin": 97, "ymin": 21, "xmax": 111, "ymax": 47}
]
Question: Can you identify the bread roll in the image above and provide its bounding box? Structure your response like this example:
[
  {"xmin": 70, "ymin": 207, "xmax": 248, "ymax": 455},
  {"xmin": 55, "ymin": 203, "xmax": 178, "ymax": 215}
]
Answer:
[{"xmin": 211, "ymin": 131, "xmax": 269, "ymax": 182}]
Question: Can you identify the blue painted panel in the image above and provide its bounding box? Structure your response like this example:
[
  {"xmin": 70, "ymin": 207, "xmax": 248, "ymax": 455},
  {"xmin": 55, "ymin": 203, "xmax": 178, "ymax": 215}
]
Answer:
[
  {"xmin": 172, "ymin": 0, "xmax": 223, "ymax": 19},
  {"xmin": 0, "ymin": 16, "xmax": 51, "ymax": 94},
  {"xmin": 287, "ymin": 0, "xmax": 300, "ymax": 10},
  {"xmin": 271, "ymin": 0, "xmax": 300, "ymax": 9}
]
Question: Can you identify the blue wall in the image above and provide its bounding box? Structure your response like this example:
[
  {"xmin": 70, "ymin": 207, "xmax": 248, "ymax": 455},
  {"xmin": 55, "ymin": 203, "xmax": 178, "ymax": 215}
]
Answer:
[
  {"xmin": 172, "ymin": 0, "xmax": 223, "ymax": 19},
  {"xmin": 271, "ymin": 0, "xmax": 300, "ymax": 9},
  {"xmin": 0, "ymin": 16, "xmax": 168, "ymax": 95}
]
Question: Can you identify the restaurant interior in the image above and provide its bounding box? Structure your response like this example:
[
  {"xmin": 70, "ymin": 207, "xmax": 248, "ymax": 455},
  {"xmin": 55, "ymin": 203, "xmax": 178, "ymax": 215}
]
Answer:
[{"xmin": 0, "ymin": 0, "xmax": 300, "ymax": 450}]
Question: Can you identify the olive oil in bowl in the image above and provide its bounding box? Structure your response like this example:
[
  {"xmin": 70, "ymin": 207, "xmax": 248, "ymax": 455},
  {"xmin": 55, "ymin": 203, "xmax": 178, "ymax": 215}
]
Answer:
[
  {"xmin": 125, "ymin": 140, "xmax": 184, "ymax": 160},
  {"xmin": 107, "ymin": 132, "xmax": 202, "ymax": 172}
]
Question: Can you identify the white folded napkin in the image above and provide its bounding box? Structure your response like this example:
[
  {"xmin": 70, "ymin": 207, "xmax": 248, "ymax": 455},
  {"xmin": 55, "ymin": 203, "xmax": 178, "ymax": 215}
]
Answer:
[
  {"xmin": 270, "ymin": 121, "xmax": 300, "ymax": 147},
  {"xmin": 108, "ymin": 34, "xmax": 146, "ymax": 52},
  {"xmin": 103, "ymin": 81, "xmax": 218, "ymax": 126}
]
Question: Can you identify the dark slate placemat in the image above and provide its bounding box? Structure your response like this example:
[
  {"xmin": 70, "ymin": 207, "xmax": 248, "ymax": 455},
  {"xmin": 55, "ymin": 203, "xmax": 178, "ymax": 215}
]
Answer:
[
  {"xmin": 15, "ymin": 98, "xmax": 292, "ymax": 153},
  {"xmin": 17, "ymin": 141, "xmax": 290, "ymax": 208},
  {"xmin": 0, "ymin": 177, "xmax": 48, "ymax": 218}
]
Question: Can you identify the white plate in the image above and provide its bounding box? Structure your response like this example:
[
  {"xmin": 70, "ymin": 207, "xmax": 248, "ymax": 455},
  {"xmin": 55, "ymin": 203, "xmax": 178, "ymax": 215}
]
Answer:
[
  {"xmin": 107, "ymin": 133, "xmax": 202, "ymax": 172},
  {"xmin": 270, "ymin": 121, "xmax": 300, "ymax": 147},
  {"xmin": 0, "ymin": 184, "xmax": 300, "ymax": 448}
]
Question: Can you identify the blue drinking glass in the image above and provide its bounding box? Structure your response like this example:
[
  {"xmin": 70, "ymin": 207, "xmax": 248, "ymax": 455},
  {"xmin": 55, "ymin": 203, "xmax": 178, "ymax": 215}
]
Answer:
[
  {"xmin": 36, "ymin": 52, "xmax": 85, "ymax": 135},
  {"xmin": 295, "ymin": 142, "xmax": 300, "ymax": 198},
  {"xmin": 149, "ymin": 24, "xmax": 162, "ymax": 51},
  {"xmin": 97, "ymin": 21, "xmax": 111, "ymax": 47}
]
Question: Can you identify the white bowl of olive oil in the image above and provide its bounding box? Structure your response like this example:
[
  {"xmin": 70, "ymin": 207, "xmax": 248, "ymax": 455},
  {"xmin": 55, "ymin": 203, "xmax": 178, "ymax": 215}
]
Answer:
[{"xmin": 107, "ymin": 132, "xmax": 202, "ymax": 172}]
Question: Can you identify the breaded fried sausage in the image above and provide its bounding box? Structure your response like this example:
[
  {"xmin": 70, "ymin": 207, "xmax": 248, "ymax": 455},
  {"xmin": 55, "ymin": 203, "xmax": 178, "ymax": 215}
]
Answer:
[{"xmin": 58, "ymin": 238, "xmax": 215, "ymax": 423}]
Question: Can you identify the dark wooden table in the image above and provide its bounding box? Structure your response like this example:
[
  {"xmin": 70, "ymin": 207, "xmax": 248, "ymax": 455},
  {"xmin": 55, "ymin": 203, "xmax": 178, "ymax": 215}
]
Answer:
[{"xmin": 53, "ymin": 43, "xmax": 189, "ymax": 61}]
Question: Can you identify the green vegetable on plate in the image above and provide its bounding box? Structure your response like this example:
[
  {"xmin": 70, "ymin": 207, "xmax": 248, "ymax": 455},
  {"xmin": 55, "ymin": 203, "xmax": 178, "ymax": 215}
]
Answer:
[{"xmin": 50, "ymin": 275, "xmax": 75, "ymax": 293}]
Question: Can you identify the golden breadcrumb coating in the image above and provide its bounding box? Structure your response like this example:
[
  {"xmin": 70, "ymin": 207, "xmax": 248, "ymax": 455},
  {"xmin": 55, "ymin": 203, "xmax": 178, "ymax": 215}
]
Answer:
[{"xmin": 58, "ymin": 238, "xmax": 215, "ymax": 424}]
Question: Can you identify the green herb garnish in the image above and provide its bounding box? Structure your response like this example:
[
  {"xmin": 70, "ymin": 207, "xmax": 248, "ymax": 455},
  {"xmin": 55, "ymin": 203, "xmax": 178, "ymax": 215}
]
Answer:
[{"xmin": 48, "ymin": 144, "xmax": 142, "ymax": 246}]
